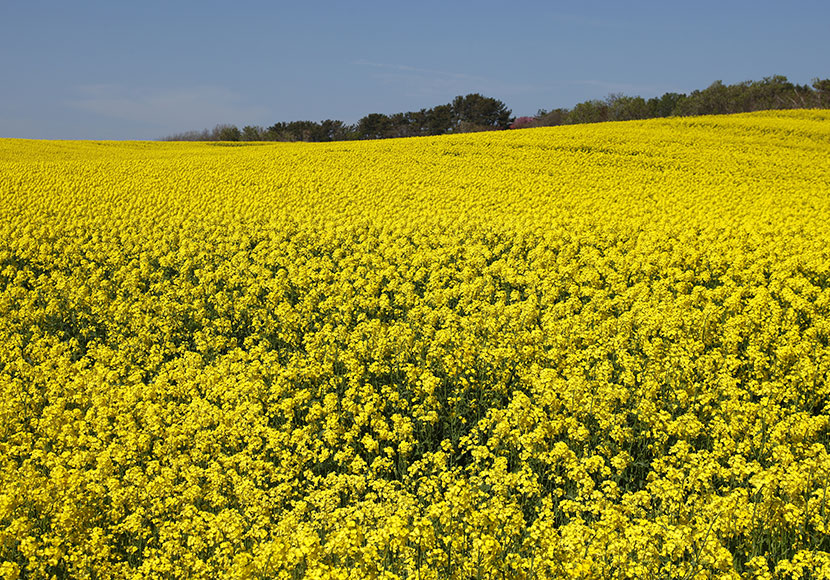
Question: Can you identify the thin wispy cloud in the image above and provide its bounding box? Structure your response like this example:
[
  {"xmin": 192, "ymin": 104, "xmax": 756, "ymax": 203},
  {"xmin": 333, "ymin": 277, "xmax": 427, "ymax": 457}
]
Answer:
[
  {"xmin": 351, "ymin": 60, "xmax": 538, "ymax": 101},
  {"xmin": 69, "ymin": 85, "xmax": 270, "ymax": 131},
  {"xmin": 352, "ymin": 60, "xmax": 486, "ymax": 82}
]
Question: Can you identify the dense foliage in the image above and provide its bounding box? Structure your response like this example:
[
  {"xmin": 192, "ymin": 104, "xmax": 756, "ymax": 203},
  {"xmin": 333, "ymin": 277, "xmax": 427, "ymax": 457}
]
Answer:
[
  {"xmin": 531, "ymin": 76, "xmax": 830, "ymax": 128},
  {"xmin": 165, "ymin": 93, "xmax": 512, "ymax": 142},
  {"xmin": 2, "ymin": 110, "xmax": 830, "ymax": 579}
]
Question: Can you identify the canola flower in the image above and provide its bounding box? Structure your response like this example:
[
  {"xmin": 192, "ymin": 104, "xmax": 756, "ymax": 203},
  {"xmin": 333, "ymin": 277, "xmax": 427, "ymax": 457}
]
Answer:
[{"xmin": 1, "ymin": 110, "xmax": 830, "ymax": 579}]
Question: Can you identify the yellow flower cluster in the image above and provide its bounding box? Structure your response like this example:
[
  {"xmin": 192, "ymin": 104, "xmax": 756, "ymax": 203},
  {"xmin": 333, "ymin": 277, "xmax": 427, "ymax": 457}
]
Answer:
[{"xmin": 1, "ymin": 110, "xmax": 829, "ymax": 579}]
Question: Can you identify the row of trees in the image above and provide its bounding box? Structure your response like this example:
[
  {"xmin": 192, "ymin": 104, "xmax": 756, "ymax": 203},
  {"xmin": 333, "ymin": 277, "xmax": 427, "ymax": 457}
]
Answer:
[
  {"xmin": 163, "ymin": 93, "xmax": 512, "ymax": 142},
  {"xmin": 163, "ymin": 76, "xmax": 830, "ymax": 141},
  {"xmin": 516, "ymin": 76, "xmax": 830, "ymax": 128}
]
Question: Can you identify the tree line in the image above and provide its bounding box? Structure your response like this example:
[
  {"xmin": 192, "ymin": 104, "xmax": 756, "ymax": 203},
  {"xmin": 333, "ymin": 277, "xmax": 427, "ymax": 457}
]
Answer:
[
  {"xmin": 519, "ymin": 75, "xmax": 830, "ymax": 129},
  {"xmin": 163, "ymin": 93, "xmax": 511, "ymax": 142},
  {"xmin": 163, "ymin": 76, "xmax": 830, "ymax": 141}
]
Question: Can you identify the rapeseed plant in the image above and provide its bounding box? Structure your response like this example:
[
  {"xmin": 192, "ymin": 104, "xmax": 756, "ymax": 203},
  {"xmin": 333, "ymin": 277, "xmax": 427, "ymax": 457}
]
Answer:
[{"xmin": 1, "ymin": 110, "xmax": 829, "ymax": 578}]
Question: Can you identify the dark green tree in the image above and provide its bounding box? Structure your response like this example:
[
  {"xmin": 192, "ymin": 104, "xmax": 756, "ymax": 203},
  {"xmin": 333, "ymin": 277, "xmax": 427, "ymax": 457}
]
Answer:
[
  {"xmin": 450, "ymin": 94, "xmax": 513, "ymax": 130},
  {"xmin": 535, "ymin": 108, "xmax": 569, "ymax": 126},
  {"xmin": 241, "ymin": 125, "xmax": 266, "ymax": 141},
  {"xmin": 567, "ymin": 100, "xmax": 610, "ymax": 124},
  {"xmin": 356, "ymin": 113, "xmax": 394, "ymax": 139},
  {"xmin": 425, "ymin": 104, "xmax": 454, "ymax": 135},
  {"xmin": 813, "ymin": 78, "xmax": 830, "ymax": 107},
  {"xmin": 647, "ymin": 93, "xmax": 686, "ymax": 117},
  {"xmin": 674, "ymin": 80, "xmax": 734, "ymax": 116},
  {"xmin": 318, "ymin": 119, "xmax": 354, "ymax": 141},
  {"xmin": 214, "ymin": 124, "xmax": 241, "ymax": 141},
  {"xmin": 606, "ymin": 94, "xmax": 650, "ymax": 121},
  {"xmin": 387, "ymin": 112, "xmax": 413, "ymax": 138}
]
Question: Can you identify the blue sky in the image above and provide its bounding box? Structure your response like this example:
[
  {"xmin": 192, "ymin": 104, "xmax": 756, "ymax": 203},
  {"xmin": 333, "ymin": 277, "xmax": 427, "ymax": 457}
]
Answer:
[{"xmin": 2, "ymin": 0, "xmax": 828, "ymax": 140}]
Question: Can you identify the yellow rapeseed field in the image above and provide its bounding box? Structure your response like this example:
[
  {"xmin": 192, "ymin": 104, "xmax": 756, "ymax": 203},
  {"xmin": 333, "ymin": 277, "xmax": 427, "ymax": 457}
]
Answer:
[{"xmin": 1, "ymin": 110, "xmax": 830, "ymax": 579}]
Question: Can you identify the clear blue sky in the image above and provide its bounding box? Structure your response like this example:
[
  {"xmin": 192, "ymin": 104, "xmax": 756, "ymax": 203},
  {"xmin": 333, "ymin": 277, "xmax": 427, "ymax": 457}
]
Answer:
[{"xmin": 2, "ymin": 0, "xmax": 828, "ymax": 140}]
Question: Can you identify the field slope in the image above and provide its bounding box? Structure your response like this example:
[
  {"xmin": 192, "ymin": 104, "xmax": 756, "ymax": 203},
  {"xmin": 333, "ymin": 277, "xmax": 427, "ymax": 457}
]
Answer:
[{"xmin": 1, "ymin": 110, "xmax": 830, "ymax": 579}]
